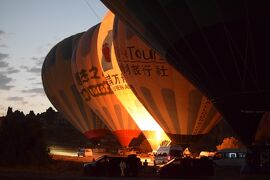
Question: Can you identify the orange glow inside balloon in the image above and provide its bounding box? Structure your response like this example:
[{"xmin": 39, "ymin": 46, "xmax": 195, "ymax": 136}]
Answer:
[{"xmin": 97, "ymin": 11, "xmax": 171, "ymax": 150}]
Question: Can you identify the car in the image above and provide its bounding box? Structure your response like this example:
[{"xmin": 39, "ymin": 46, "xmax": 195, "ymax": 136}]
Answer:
[
  {"xmin": 212, "ymin": 148, "xmax": 247, "ymax": 166},
  {"xmin": 77, "ymin": 148, "xmax": 93, "ymax": 157},
  {"xmin": 84, "ymin": 154, "xmax": 142, "ymax": 177},
  {"xmin": 154, "ymin": 144, "xmax": 183, "ymax": 165},
  {"xmin": 157, "ymin": 157, "xmax": 214, "ymax": 178}
]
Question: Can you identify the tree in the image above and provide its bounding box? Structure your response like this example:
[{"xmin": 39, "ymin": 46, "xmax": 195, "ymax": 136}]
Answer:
[{"xmin": 216, "ymin": 137, "xmax": 244, "ymax": 150}]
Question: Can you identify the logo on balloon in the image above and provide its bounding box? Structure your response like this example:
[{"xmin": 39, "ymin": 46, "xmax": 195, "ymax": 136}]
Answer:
[
  {"xmin": 102, "ymin": 43, "xmax": 111, "ymax": 62},
  {"xmin": 101, "ymin": 30, "xmax": 113, "ymax": 71}
]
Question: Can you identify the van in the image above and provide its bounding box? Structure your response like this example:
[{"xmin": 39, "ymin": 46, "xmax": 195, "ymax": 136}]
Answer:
[
  {"xmin": 212, "ymin": 148, "xmax": 247, "ymax": 166},
  {"xmin": 77, "ymin": 148, "xmax": 93, "ymax": 157},
  {"xmin": 154, "ymin": 145, "xmax": 183, "ymax": 165}
]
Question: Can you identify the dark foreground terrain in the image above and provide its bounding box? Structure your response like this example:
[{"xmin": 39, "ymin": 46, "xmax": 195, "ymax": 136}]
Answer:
[{"xmin": 0, "ymin": 155, "xmax": 269, "ymax": 180}]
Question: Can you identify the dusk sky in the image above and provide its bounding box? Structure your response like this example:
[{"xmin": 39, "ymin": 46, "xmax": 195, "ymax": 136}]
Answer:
[{"xmin": 0, "ymin": 0, "xmax": 108, "ymax": 116}]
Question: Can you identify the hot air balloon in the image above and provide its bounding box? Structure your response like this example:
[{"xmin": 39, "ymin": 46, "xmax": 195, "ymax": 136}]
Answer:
[
  {"xmin": 112, "ymin": 17, "xmax": 221, "ymax": 145},
  {"xmin": 101, "ymin": 0, "xmax": 270, "ymax": 145},
  {"xmin": 255, "ymin": 112, "xmax": 270, "ymax": 143},
  {"xmin": 96, "ymin": 11, "xmax": 170, "ymax": 150},
  {"xmin": 71, "ymin": 24, "xmax": 141, "ymax": 147},
  {"xmin": 42, "ymin": 32, "xmax": 110, "ymax": 142}
]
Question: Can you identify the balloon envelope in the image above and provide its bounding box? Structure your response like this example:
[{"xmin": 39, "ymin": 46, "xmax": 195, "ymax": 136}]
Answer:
[
  {"xmin": 42, "ymin": 33, "xmax": 109, "ymax": 140},
  {"xmin": 96, "ymin": 11, "xmax": 170, "ymax": 150},
  {"xmin": 113, "ymin": 17, "xmax": 221, "ymax": 144},
  {"xmin": 102, "ymin": 0, "xmax": 270, "ymax": 144},
  {"xmin": 255, "ymin": 112, "xmax": 270, "ymax": 143},
  {"xmin": 71, "ymin": 24, "xmax": 141, "ymax": 147}
]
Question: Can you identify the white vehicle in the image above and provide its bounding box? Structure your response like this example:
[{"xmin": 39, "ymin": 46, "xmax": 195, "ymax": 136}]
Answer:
[
  {"xmin": 154, "ymin": 145, "xmax": 183, "ymax": 165},
  {"xmin": 118, "ymin": 147, "xmax": 138, "ymax": 156},
  {"xmin": 212, "ymin": 148, "xmax": 247, "ymax": 166},
  {"xmin": 77, "ymin": 148, "xmax": 93, "ymax": 157},
  {"xmin": 199, "ymin": 151, "xmax": 215, "ymax": 158}
]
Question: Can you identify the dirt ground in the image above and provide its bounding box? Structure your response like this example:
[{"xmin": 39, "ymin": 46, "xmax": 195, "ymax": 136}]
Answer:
[
  {"xmin": 50, "ymin": 154, "xmax": 94, "ymax": 163},
  {"xmin": 1, "ymin": 155, "xmax": 269, "ymax": 179},
  {"xmin": 0, "ymin": 155, "xmax": 87, "ymax": 179}
]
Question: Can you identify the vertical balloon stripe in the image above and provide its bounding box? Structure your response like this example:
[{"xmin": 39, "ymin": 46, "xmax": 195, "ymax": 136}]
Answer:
[
  {"xmin": 199, "ymin": 105, "xmax": 219, "ymax": 134},
  {"xmin": 70, "ymin": 84, "xmax": 92, "ymax": 128},
  {"xmin": 188, "ymin": 90, "xmax": 203, "ymax": 134},
  {"xmin": 94, "ymin": 108, "xmax": 111, "ymax": 130},
  {"xmin": 94, "ymin": 115, "xmax": 101, "ymax": 128},
  {"xmin": 90, "ymin": 109, "xmax": 97, "ymax": 129},
  {"xmin": 192, "ymin": 100, "xmax": 208, "ymax": 134},
  {"xmin": 161, "ymin": 88, "xmax": 180, "ymax": 133},
  {"xmin": 60, "ymin": 37, "xmax": 73, "ymax": 60},
  {"xmin": 91, "ymin": 112, "xmax": 101, "ymax": 129},
  {"xmin": 43, "ymin": 56, "xmax": 57, "ymax": 110},
  {"xmin": 192, "ymin": 97, "xmax": 213, "ymax": 135},
  {"xmin": 114, "ymin": 104, "xmax": 125, "ymax": 128},
  {"xmin": 42, "ymin": 59, "xmax": 61, "ymax": 115},
  {"xmin": 58, "ymin": 90, "xmax": 83, "ymax": 131},
  {"xmin": 81, "ymin": 25, "xmax": 99, "ymax": 57},
  {"xmin": 255, "ymin": 112, "xmax": 270, "ymax": 142},
  {"xmin": 140, "ymin": 86, "xmax": 171, "ymax": 132},
  {"xmin": 130, "ymin": 113, "xmax": 137, "ymax": 129},
  {"xmin": 127, "ymin": 111, "xmax": 136, "ymax": 129},
  {"xmin": 127, "ymin": 115, "xmax": 132, "ymax": 129},
  {"xmin": 46, "ymin": 46, "xmax": 57, "ymax": 67},
  {"xmin": 113, "ymin": 17, "xmax": 119, "ymax": 39},
  {"xmin": 102, "ymin": 106, "xmax": 118, "ymax": 130},
  {"xmin": 92, "ymin": 110, "xmax": 106, "ymax": 129},
  {"xmin": 203, "ymin": 111, "xmax": 220, "ymax": 134}
]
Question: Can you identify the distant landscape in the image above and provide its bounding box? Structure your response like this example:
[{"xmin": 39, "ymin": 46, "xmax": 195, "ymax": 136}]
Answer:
[
  {"xmin": 0, "ymin": 106, "xmax": 244, "ymax": 155},
  {"xmin": 0, "ymin": 106, "xmax": 246, "ymax": 179}
]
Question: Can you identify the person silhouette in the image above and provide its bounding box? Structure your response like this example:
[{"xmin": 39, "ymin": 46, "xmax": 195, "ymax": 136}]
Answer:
[
  {"xmin": 120, "ymin": 159, "xmax": 127, "ymax": 177},
  {"xmin": 143, "ymin": 159, "xmax": 148, "ymax": 167}
]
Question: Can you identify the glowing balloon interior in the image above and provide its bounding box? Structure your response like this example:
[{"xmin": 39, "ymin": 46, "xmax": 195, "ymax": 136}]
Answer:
[{"xmin": 96, "ymin": 11, "xmax": 171, "ymax": 150}]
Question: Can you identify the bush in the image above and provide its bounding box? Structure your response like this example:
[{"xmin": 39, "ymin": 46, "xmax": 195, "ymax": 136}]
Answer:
[{"xmin": 216, "ymin": 137, "xmax": 243, "ymax": 150}]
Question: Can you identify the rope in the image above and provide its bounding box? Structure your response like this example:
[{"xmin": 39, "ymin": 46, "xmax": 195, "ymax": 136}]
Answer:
[{"xmin": 83, "ymin": 0, "xmax": 101, "ymax": 21}]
